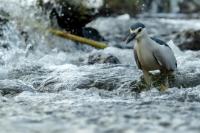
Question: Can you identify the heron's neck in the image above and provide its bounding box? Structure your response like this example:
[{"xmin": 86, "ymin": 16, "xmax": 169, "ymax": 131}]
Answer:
[
  {"xmin": 136, "ymin": 31, "xmax": 150, "ymax": 42},
  {"xmin": 136, "ymin": 31, "xmax": 154, "ymax": 49}
]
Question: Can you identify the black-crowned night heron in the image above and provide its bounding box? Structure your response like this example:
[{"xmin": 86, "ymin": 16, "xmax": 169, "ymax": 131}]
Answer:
[{"xmin": 125, "ymin": 22, "xmax": 177, "ymax": 90}]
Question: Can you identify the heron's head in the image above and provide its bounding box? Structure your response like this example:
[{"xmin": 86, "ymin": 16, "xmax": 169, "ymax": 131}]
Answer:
[{"xmin": 125, "ymin": 22, "xmax": 146, "ymax": 44}]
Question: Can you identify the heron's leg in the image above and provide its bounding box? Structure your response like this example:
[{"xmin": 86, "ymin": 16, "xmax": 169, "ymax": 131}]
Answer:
[
  {"xmin": 164, "ymin": 75, "xmax": 169, "ymax": 87},
  {"xmin": 143, "ymin": 70, "xmax": 152, "ymax": 87},
  {"xmin": 160, "ymin": 70, "xmax": 169, "ymax": 91}
]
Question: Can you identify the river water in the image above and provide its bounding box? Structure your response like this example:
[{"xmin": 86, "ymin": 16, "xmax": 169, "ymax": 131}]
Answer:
[{"xmin": 0, "ymin": 0, "xmax": 200, "ymax": 133}]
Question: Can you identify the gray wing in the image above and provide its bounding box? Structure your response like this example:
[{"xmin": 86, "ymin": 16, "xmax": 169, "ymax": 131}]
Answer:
[
  {"xmin": 153, "ymin": 46, "xmax": 177, "ymax": 71},
  {"xmin": 151, "ymin": 37, "xmax": 169, "ymax": 47},
  {"xmin": 134, "ymin": 48, "xmax": 142, "ymax": 69}
]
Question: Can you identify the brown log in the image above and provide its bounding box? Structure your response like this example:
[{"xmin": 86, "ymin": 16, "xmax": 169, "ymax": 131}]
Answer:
[{"xmin": 48, "ymin": 29, "xmax": 108, "ymax": 49}]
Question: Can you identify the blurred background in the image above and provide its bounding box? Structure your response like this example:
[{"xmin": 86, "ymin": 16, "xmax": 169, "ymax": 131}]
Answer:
[
  {"xmin": 37, "ymin": 0, "xmax": 200, "ymax": 51},
  {"xmin": 0, "ymin": 0, "xmax": 200, "ymax": 133},
  {"xmin": 102, "ymin": 0, "xmax": 200, "ymax": 15}
]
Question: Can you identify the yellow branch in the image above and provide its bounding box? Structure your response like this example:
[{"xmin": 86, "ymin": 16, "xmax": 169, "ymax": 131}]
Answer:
[{"xmin": 48, "ymin": 29, "xmax": 108, "ymax": 49}]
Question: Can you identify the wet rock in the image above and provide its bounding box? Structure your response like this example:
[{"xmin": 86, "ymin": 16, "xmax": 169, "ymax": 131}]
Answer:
[
  {"xmin": 88, "ymin": 52, "xmax": 120, "ymax": 65},
  {"xmin": 178, "ymin": 0, "xmax": 200, "ymax": 13},
  {"xmin": 129, "ymin": 71, "xmax": 200, "ymax": 92},
  {"xmin": 32, "ymin": 64, "xmax": 200, "ymax": 93},
  {"xmin": 4, "ymin": 64, "xmax": 52, "ymax": 93},
  {"xmin": 0, "ymin": 79, "xmax": 34, "ymax": 96},
  {"xmin": 155, "ymin": 72, "xmax": 200, "ymax": 88},
  {"xmin": 174, "ymin": 30, "xmax": 200, "ymax": 51},
  {"xmin": 7, "ymin": 64, "xmax": 51, "ymax": 83},
  {"xmin": 36, "ymin": 64, "xmax": 138, "ymax": 92}
]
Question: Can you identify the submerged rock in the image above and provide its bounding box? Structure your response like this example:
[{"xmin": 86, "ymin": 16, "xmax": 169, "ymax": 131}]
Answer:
[
  {"xmin": 174, "ymin": 30, "xmax": 200, "ymax": 51},
  {"xmin": 129, "ymin": 71, "xmax": 200, "ymax": 92},
  {"xmin": 0, "ymin": 79, "xmax": 34, "ymax": 96},
  {"xmin": 35, "ymin": 64, "xmax": 138, "ymax": 93},
  {"xmin": 88, "ymin": 52, "xmax": 120, "ymax": 65}
]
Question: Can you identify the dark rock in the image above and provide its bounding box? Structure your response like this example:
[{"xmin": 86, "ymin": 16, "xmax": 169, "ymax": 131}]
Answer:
[
  {"xmin": 0, "ymin": 10, "xmax": 9, "ymax": 26},
  {"xmin": 20, "ymin": 31, "xmax": 29, "ymax": 43},
  {"xmin": 0, "ymin": 10, "xmax": 10, "ymax": 50},
  {"xmin": 0, "ymin": 10, "xmax": 9, "ymax": 32},
  {"xmin": 0, "ymin": 42, "xmax": 10, "ymax": 50},
  {"xmin": 42, "ymin": 1, "xmax": 98, "ymax": 36},
  {"xmin": 0, "ymin": 17, "xmax": 8, "ymax": 26},
  {"xmin": 82, "ymin": 27, "xmax": 106, "ymax": 41},
  {"xmin": 88, "ymin": 52, "xmax": 120, "ymax": 65},
  {"xmin": 159, "ymin": 121, "xmax": 171, "ymax": 127},
  {"xmin": 37, "ymin": 0, "xmax": 106, "ymax": 41},
  {"xmin": 174, "ymin": 30, "xmax": 200, "ymax": 51}
]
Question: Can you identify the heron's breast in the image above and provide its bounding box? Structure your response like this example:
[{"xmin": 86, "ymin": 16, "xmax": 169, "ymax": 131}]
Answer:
[{"xmin": 136, "ymin": 44, "xmax": 160, "ymax": 71}]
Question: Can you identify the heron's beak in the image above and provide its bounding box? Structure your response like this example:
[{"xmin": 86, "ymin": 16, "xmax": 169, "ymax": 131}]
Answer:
[{"xmin": 125, "ymin": 33, "xmax": 136, "ymax": 44}]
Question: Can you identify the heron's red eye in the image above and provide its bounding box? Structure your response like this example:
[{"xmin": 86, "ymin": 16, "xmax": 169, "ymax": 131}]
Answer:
[{"xmin": 138, "ymin": 28, "xmax": 142, "ymax": 33}]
